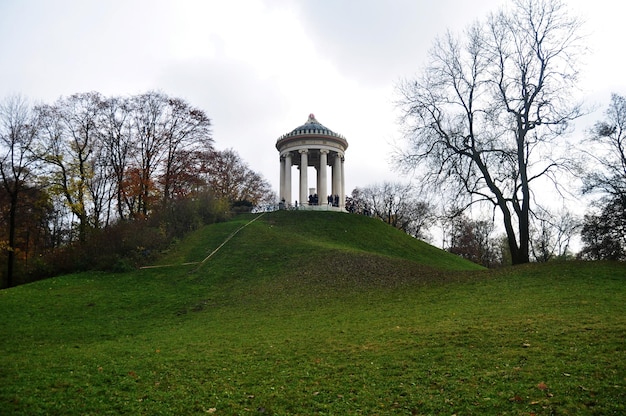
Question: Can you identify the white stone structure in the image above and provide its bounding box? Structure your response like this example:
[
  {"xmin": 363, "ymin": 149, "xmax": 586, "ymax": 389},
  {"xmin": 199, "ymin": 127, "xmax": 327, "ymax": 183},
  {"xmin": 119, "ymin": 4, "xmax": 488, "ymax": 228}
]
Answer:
[{"xmin": 276, "ymin": 114, "xmax": 348, "ymax": 210}]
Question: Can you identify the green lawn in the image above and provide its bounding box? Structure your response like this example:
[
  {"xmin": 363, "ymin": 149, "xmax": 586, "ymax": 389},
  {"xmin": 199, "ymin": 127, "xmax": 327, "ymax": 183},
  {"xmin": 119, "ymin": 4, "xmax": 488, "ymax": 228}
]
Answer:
[{"xmin": 1, "ymin": 212, "xmax": 624, "ymax": 414}]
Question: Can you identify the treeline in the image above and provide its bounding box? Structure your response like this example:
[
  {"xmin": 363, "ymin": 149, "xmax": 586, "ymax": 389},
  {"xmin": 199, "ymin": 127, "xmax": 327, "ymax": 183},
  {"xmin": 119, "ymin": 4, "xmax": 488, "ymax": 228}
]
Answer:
[
  {"xmin": 0, "ymin": 91, "xmax": 274, "ymax": 288},
  {"xmin": 347, "ymin": 180, "xmax": 605, "ymax": 268}
]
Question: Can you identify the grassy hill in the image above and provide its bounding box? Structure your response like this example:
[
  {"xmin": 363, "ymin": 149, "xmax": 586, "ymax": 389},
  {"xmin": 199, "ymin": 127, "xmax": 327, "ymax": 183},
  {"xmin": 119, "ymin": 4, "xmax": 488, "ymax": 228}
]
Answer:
[{"xmin": 0, "ymin": 211, "xmax": 624, "ymax": 415}]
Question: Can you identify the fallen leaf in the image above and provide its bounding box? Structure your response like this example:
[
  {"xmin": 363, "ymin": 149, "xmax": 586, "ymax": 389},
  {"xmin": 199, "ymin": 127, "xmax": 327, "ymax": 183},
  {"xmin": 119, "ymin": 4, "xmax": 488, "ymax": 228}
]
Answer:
[{"xmin": 537, "ymin": 382, "xmax": 548, "ymax": 391}]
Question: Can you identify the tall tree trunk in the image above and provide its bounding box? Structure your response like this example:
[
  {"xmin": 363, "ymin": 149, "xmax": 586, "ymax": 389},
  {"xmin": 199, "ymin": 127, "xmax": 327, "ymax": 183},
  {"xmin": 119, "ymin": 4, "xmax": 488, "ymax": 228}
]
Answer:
[
  {"xmin": 515, "ymin": 128, "xmax": 531, "ymax": 265},
  {"xmin": 516, "ymin": 203, "xmax": 531, "ymax": 264}
]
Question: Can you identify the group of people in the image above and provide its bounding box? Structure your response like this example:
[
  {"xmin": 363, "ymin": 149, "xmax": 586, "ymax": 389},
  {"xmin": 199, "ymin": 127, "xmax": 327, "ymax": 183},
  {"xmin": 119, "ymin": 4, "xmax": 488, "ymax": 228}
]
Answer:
[
  {"xmin": 279, "ymin": 194, "xmax": 342, "ymax": 209},
  {"xmin": 304, "ymin": 194, "xmax": 339, "ymax": 207},
  {"xmin": 307, "ymin": 194, "xmax": 341, "ymax": 207}
]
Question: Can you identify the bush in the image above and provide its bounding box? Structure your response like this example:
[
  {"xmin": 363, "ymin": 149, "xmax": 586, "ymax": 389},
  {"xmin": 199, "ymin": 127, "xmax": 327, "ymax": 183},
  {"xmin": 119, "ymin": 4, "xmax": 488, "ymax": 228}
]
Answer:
[{"xmin": 4, "ymin": 191, "xmax": 238, "ymax": 283}]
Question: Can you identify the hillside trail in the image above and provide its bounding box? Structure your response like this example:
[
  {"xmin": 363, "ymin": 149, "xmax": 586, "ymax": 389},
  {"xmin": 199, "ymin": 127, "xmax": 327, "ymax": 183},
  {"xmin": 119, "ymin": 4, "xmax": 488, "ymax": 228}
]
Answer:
[{"xmin": 139, "ymin": 212, "xmax": 267, "ymax": 271}]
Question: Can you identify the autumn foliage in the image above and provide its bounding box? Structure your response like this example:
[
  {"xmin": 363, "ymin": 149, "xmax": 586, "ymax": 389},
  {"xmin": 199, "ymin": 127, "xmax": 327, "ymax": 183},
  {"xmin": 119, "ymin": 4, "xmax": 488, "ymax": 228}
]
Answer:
[{"xmin": 0, "ymin": 91, "xmax": 274, "ymax": 287}]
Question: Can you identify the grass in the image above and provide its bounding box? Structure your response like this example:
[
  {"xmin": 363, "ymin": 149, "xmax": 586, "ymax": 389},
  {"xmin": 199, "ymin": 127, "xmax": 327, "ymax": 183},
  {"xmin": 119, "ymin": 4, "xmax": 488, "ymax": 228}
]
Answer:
[{"xmin": 0, "ymin": 211, "xmax": 624, "ymax": 414}]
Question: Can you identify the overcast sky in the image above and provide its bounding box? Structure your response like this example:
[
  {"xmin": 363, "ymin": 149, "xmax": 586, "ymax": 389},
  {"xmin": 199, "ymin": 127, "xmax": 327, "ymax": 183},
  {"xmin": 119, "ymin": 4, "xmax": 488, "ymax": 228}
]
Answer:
[{"xmin": 1, "ymin": 0, "xmax": 625, "ymax": 198}]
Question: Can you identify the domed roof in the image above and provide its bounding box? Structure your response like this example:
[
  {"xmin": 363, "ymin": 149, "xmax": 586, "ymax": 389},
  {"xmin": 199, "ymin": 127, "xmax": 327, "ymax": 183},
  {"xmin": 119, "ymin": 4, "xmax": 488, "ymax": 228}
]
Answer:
[
  {"xmin": 276, "ymin": 113, "xmax": 348, "ymax": 151},
  {"xmin": 290, "ymin": 113, "xmax": 337, "ymax": 136}
]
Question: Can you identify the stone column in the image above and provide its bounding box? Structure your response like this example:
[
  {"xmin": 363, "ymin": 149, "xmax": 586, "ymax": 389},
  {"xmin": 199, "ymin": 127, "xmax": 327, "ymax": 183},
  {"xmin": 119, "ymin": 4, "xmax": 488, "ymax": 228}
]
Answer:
[
  {"xmin": 299, "ymin": 149, "xmax": 308, "ymax": 206},
  {"xmin": 315, "ymin": 166, "xmax": 320, "ymax": 204},
  {"xmin": 330, "ymin": 154, "xmax": 335, "ymax": 196},
  {"xmin": 284, "ymin": 152, "xmax": 292, "ymax": 205},
  {"xmin": 340, "ymin": 155, "xmax": 346, "ymax": 209},
  {"xmin": 333, "ymin": 152, "xmax": 342, "ymax": 206},
  {"xmin": 319, "ymin": 150, "xmax": 328, "ymax": 205},
  {"xmin": 279, "ymin": 155, "xmax": 285, "ymax": 203}
]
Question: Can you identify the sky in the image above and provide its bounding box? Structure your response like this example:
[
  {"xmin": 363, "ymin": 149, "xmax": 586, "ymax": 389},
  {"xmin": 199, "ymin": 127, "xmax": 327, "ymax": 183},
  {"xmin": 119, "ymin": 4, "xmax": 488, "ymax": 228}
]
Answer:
[{"xmin": 1, "ymin": 0, "xmax": 625, "ymax": 202}]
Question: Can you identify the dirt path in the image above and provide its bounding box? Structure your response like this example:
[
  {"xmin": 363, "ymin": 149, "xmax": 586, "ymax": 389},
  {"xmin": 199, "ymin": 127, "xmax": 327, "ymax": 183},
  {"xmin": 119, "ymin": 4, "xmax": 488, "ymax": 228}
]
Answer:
[{"xmin": 139, "ymin": 212, "xmax": 267, "ymax": 270}]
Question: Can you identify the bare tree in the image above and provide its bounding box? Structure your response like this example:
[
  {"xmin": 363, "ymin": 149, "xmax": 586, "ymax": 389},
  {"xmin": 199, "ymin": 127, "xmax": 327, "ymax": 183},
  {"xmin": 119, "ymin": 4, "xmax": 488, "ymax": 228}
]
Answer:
[
  {"xmin": 124, "ymin": 92, "xmax": 214, "ymax": 216},
  {"xmin": 444, "ymin": 213, "xmax": 501, "ymax": 267},
  {"xmin": 579, "ymin": 93, "xmax": 626, "ymax": 259},
  {"xmin": 37, "ymin": 92, "xmax": 105, "ymax": 242},
  {"xmin": 0, "ymin": 95, "xmax": 39, "ymax": 287},
  {"xmin": 583, "ymin": 93, "xmax": 626, "ymax": 199},
  {"xmin": 346, "ymin": 187, "xmax": 369, "ymax": 215},
  {"xmin": 530, "ymin": 207, "xmax": 580, "ymax": 261},
  {"xmin": 129, "ymin": 91, "xmax": 168, "ymax": 217},
  {"xmin": 349, "ymin": 182, "xmax": 434, "ymax": 239},
  {"xmin": 396, "ymin": 0, "xmax": 584, "ymax": 264},
  {"xmin": 201, "ymin": 148, "xmax": 274, "ymax": 208},
  {"xmin": 159, "ymin": 97, "xmax": 213, "ymax": 206},
  {"xmin": 98, "ymin": 96, "xmax": 134, "ymax": 221}
]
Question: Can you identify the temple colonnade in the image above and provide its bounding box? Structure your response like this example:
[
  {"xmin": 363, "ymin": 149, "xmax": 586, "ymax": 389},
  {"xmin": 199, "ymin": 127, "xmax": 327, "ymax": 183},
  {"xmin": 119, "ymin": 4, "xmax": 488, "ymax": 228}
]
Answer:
[{"xmin": 276, "ymin": 114, "xmax": 348, "ymax": 210}]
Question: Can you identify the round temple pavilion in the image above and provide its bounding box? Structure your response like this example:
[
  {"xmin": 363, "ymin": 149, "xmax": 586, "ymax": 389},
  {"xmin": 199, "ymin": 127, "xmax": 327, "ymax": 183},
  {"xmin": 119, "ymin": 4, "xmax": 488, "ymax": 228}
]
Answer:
[{"xmin": 276, "ymin": 114, "xmax": 348, "ymax": 210}]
